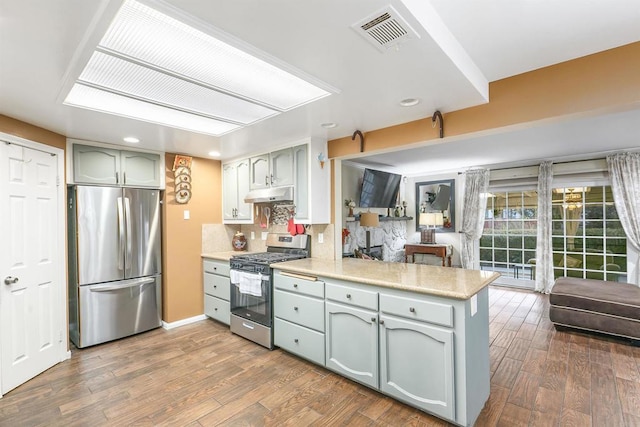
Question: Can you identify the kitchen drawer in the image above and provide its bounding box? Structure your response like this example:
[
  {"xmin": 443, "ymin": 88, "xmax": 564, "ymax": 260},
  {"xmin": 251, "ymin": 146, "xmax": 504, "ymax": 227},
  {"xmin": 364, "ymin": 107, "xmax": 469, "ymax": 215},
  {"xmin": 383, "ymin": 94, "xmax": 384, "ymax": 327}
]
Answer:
[
  {"xmin": 326, "ymin": 282, "xmax": 378, "ymax": 311},
  {"xmin": 274, "ymin": 317, "xmax": 325, "ymax": 366},
  {"xmin": 274, "ymin": 289, "xmax": 324, "ymax": 332},
  {"xmin": 204, "ymin": 273, "xmax": 230, "ymax": 301},
  {"xmin": 204, "ymin": 295, "xmax": 230, "ymax": 325},
  {"xmin": 203, "ymin": 258, "xmax": 230, "ymax": 277},
  {"xmin": 380, "ymin": 293, "xmax": 453, "ymax": 328},
  {"xmin": 274, "ymin": 271, "xmax": 324, "ymax": 298}
]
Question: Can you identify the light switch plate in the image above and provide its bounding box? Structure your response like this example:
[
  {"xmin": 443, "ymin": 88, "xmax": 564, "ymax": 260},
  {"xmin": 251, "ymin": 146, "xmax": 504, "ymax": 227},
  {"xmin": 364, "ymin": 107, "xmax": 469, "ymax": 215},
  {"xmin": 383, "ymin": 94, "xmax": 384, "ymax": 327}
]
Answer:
[
  {"xmin": 318, "ymin": 233, "xmax": 324, "ymax": 243},
  {"xmin": 183, "ymin": 210, "xmax": 190, "ymax": 220},
  {"xmin": 251, "ymin": 231, "xmax": 255, "ymax": 240}
]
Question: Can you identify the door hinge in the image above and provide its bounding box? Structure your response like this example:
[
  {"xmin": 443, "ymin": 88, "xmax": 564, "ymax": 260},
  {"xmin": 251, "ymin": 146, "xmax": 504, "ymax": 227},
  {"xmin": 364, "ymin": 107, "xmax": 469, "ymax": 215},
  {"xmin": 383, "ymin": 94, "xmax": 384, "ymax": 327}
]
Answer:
[
  {"xmin": 59, "ymin": 330, "xmax": 63, "ymax": 343},
  {"xmin": 56, "ymin": 175, "xmax": 60, "ymax": 187}
]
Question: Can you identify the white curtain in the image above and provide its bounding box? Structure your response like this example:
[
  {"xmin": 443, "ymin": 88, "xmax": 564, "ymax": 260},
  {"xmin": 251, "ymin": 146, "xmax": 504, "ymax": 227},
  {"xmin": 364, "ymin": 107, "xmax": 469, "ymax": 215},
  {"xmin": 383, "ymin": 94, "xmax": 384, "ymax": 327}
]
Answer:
[
  {"xmin": 461, "ymin": 169, "xmax": 490, "ymax": 269},
  {"xmin": 607, "ymin": 152, "xmax": 640, "ymax": 285},
  {"xmin": 535, "ymin": 161, "xmax": 554, "ymax": 293}
]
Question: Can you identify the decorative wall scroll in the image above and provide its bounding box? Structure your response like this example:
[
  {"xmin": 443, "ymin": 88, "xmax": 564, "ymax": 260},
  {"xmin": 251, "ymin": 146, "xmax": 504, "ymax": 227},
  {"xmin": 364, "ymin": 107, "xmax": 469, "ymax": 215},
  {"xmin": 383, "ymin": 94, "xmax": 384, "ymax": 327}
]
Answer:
[{"xmin": 172, "ymin": 155, "xmax": 192, "ymax": 204}]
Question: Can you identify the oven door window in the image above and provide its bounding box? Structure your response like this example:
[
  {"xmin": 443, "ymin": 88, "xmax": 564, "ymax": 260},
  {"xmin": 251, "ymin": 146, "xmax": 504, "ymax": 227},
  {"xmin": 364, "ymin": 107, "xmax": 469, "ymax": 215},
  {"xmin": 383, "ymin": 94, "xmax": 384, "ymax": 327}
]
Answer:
[{"xmin": 230, "ymin": 271, "xmax": 271, "ymax": 327}]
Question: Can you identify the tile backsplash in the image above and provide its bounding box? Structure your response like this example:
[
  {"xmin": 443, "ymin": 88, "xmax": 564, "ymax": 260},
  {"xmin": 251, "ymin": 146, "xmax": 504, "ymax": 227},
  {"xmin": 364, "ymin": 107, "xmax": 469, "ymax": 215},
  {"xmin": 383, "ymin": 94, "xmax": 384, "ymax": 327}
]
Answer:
[{"xmin": 202, "ymin": 223, "xmax": 335, "ymax": 260}]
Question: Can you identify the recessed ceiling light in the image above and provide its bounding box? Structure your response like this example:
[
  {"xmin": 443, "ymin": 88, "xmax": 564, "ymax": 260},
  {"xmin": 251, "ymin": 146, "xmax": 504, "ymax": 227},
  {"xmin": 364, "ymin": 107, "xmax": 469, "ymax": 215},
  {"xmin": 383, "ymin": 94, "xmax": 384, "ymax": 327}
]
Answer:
[
  {"xmin": 63, "ymin": 0, "xmax": 336, "ymax": 136},
  {"xmin": 400, "ymin": 98, "xmax": 420, "ymax": 107},
  {"xmin": 320, "ymin": 122, "xmax": 337, "ymax": 129},
  {"xmin": 208, "ymin": 151, "xmax": 221, "ymax": 157},
  {"xmin": 123, "ymin": 136, "xmax": 140, "ymax": 143}
]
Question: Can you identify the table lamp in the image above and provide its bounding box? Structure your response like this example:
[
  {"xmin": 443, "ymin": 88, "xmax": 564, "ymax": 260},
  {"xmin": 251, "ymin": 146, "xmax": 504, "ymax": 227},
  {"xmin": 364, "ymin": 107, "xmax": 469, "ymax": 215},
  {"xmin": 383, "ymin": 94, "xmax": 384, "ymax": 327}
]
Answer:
[
  {"xmin": 359, "ymin": 211, "xmax": 379, "ymax": 255},
  {"xmin": 419, "ymin": 212, "xmax": 443, "ymax": 244}
]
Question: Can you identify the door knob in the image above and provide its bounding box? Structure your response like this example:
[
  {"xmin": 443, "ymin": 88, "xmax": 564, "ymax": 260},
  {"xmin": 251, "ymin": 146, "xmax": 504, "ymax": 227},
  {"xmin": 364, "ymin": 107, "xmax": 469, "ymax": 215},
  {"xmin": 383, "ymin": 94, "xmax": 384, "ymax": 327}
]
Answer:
[{"xmin": 4, "ymin": 276, "xmax": 19, "ymax": 285}]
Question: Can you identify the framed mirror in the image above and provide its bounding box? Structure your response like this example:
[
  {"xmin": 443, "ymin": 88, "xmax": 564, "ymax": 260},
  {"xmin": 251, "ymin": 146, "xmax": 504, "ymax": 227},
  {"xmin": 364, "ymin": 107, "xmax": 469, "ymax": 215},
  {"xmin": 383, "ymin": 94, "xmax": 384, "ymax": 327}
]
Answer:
[{"xmin": 415, "ymin": 179, "xmax": 455, "ymax": 232}]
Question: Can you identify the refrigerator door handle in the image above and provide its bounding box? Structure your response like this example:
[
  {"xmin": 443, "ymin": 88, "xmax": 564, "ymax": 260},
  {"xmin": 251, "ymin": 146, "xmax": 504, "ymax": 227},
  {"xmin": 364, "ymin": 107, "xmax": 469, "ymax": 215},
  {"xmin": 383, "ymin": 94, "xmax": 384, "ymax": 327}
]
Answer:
[
  {"xmin": 89, "ymin": 277, "xmax": 155, "ymax": 292},
  {"xmin": 124, "ymin": 197, "xmax": 132, "ymax": 268},
  {"xmin": 117, "ymin": 197, "xmax": 125, "ymax": 270}
]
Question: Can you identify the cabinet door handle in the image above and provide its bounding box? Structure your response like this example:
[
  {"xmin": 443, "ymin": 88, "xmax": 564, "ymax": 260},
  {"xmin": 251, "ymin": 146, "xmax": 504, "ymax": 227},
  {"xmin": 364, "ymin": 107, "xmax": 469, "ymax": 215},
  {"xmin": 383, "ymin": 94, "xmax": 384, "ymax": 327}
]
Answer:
[
  {"xmin": 294, "ymin": 306, "xmax": 298, "ymax": 311},
  {"xmin": 123, "ymin": 171, "xmax": 126, "ymax": 185},
  {"xmin": 380, "ymin": 320, "xmax": 385, "ymax": 325},
  {"xmin": 371, "ymin": 317, "xmax": 376, "ymax": 322},
  {"xmin": 115, "ymin": 171, "xmax": 119, "ymax": 184},
  {"xmin": 293, "ymin": 283, "xmax": 298, "ymax": 288},
  {"xmin": 214, "ymin": 308, "xmax": 218, "ymax": 311},
  {"xmin": 270, "ymin": 174, "xmax": 274, "ymax": 184},
  {"xmin": 213, "ymin": 285, "xmax": 217, "ymax": 288},
  {"xmin": 409, "ymin": 307, "xmax": 416, "ymax": 313},
  {"xmin": 346, "ymin": 293, "xmax": 351, "ymax": 299},
  {"xmin": 265, "ymin": 175, "xmax": 269, "ymax": 185},
  {"xmin": 294, "ymin": 338, "xmax": 299, "ymax": 343}
]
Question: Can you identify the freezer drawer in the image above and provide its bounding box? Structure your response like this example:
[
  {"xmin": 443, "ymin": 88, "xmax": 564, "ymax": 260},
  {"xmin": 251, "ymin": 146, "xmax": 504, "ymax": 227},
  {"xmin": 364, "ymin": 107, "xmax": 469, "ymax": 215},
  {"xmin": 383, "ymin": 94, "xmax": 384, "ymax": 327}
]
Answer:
[{"xmin": 76, "ymin": 276, "xmax": 162, "ymax": 348}]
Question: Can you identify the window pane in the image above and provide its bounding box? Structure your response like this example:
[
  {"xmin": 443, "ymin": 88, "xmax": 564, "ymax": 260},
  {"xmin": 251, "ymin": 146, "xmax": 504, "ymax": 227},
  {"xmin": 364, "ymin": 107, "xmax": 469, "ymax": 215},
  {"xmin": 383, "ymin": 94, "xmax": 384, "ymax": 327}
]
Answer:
[
  {"xmin": 551, "ymin": 205, "xmax": 564, "ymax": 219},
  {"xmin": 509, "ymin": 236, "xmax": 523, "ymax": 249},
  {"xmin": 495, "ymin": 250, "xmax": 507, "ymax": 263},
  {"xmin": 610, "ymin": 255, "xmax": 627, "ymax": 271},
  {"xmin": 606, "ymin": 220, "xmax": 625, "ymax": 237},
  {"xmin": 524, "ymin": 250, "xmax": 536, "ymax": 264},
  {"xmin": 509, "ymin": 250, "xmax": 523, "ymax": 264},
  {"xmin": 584, "ymin": 205, "xmax": 603, "ymax": 219},
  {"xmin": 480, "ymin": 248, "xmax": 492, "ymax": 261},
  {"xmin": 480, "ymin": 235, "xmax": 492, "ymax": 247},
  {"xmin": 552, "ymin": 220, "xmax": 565, "ymax": 236},
  {"xmin": 524, "ymin": 236, "xmax": 536, "ymax": 249},
  {"xmin": 606, "ymin": 238, "xmax": 627, "ymax": 255}
]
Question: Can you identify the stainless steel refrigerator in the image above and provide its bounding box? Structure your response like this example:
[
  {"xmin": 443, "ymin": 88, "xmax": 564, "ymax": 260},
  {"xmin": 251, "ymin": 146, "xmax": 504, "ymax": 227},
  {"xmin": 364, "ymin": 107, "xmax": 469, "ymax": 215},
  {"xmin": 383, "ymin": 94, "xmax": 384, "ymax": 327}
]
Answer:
[{"xmin": 68, "ymin": 186, "xmax": 162, "ymax": 348}]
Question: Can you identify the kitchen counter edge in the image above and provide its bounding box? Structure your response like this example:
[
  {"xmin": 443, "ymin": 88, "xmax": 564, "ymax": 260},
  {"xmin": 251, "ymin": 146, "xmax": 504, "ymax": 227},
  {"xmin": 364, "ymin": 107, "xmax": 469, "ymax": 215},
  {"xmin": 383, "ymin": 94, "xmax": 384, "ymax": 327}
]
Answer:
[{"xmin": 271, "ymin": 258, "xmax": 500, "ymax": 300}]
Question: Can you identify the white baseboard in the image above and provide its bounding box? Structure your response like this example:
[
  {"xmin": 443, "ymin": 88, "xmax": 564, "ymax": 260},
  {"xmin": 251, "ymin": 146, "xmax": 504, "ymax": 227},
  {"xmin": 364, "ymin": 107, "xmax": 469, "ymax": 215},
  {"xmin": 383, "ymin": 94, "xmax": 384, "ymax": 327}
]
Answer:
[{"xmin": 162, "ymin": 314, "xmax": 207, "ymax": 330}]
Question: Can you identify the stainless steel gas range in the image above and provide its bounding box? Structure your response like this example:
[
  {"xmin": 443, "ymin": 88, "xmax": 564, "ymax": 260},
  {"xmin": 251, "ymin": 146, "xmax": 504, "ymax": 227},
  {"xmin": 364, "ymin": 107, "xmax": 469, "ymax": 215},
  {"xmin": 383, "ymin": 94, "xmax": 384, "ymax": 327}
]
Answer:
[{"xmin": 229, "ymin": 233, "xmax": 310, "ymax": 349}]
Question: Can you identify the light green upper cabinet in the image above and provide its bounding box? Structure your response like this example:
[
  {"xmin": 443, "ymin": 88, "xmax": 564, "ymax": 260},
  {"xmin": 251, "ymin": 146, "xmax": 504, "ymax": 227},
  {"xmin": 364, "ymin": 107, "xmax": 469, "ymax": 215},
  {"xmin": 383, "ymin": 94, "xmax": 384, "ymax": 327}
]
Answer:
[
  {"xmin": 223, "ymin": 159, "xmax": 252, "ymax": 223},
  {"xmin": 249, "ymin": 148, "xmax": 293, "ymax": 190},
  {"xmin": 72, "ymin": 144, "xmax": 161, "ymax": 188},
  {"xmin": 269, "ymin": 148, "xmax": 294, "ymax": 187}
]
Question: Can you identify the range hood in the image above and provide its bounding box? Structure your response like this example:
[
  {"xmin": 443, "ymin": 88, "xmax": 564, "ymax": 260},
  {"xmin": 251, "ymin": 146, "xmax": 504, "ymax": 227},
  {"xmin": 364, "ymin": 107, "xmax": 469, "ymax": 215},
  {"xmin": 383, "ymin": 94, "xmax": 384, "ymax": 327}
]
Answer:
[{"xmin": 244, "ymin": 186, "xmax": 293, "ymax": 203}]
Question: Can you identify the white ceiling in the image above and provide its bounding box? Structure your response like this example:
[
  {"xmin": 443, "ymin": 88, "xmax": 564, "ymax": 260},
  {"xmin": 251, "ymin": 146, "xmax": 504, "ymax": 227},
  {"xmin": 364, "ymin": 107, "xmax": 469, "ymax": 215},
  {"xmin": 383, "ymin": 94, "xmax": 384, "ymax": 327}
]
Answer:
[{"xmin": 1, "ymin": 0, "xmax": 639, "ymax": 169}]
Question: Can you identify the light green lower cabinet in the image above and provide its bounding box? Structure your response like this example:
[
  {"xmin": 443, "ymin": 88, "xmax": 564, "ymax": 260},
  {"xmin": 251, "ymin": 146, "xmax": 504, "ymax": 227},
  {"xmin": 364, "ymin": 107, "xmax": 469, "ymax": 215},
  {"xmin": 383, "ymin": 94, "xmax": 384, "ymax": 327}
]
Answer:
[
  {"xmin": 204, "ymin": 295, "xmax": 230, "ymax": 325},
  {"xmin": 379, "ymin": 314, "xmax": 455, "ymax": 421},
  {"xmin": 273, "ymin": 271, "xmax": 490, "ymax": 427},
  {"xmin": 203, "ymin": 258, "xmax": 231, "ymax": 325},
  {"xmin": 274, "ymin": 318, "xmax": 325, "ymax": 366},
  {"xmin": 325, "ymin": 301, "xmax": 378, "ymax": 389}
]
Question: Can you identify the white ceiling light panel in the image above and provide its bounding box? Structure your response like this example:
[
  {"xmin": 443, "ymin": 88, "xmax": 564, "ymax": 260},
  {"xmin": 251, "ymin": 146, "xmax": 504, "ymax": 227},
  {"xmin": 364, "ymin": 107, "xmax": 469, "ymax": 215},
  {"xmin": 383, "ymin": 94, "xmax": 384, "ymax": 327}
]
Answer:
[
  {"xmin": 79, "ymin": 52, "xmax": 279, "ymax": 124},
  {"xmin": 64, "ymin": 0, "xmax": 333, "ymax": 136},
  {"xmin": 65, "ymin": 84, "xmax": 240, "ymax": 135}
]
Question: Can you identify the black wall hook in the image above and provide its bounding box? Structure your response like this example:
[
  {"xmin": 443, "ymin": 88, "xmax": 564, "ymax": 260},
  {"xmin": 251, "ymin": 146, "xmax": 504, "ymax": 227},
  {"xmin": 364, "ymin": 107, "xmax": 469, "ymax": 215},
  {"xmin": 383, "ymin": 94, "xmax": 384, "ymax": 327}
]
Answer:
[
  {"xmin": 352, "ymin": 130, "xmax": 364, "ymax": 152},
  {"xmin": 432, "ymin": 110, "xmax": 444, "ymax": 139}
]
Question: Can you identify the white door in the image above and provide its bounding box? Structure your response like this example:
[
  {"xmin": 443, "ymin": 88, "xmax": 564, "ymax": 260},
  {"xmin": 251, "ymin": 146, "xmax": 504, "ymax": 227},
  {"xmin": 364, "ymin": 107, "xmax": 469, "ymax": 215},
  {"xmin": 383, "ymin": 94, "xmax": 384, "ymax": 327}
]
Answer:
[{"xmin": 0, "ymin": 137, "xmax": 66, "ymax": 396}]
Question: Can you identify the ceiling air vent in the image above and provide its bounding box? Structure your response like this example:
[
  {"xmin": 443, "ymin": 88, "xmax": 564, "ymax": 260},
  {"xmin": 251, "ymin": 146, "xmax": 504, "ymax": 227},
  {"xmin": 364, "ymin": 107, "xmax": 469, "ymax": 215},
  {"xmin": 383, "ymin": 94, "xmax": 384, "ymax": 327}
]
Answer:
[{"xmin": 352, "ymin": 6, "xmax": 420, "ymax": 53}]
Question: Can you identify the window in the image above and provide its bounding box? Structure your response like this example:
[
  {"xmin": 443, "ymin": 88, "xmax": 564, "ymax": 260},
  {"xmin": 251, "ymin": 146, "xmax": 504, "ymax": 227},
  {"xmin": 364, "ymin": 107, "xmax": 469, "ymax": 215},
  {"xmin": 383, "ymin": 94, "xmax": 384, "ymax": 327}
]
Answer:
[
  {"xmin": 480, "ymin": 186, "xmax": 627, "ymax": 288},
  {"xmin": 480, "ymin": 191, "xmax": 538, "ymax": 288},
  {"xmin": 552, "ymin": 186, "xmax": 626, "ymax": 281}
]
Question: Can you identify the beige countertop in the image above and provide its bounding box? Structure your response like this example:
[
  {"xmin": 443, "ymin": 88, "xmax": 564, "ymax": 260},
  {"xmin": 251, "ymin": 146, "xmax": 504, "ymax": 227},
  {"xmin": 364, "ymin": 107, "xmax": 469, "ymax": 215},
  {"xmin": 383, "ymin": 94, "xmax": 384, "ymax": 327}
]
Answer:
[
  {"xmin": 201, "ymin": 251, "xmax": 254, "ymax": 261},
  {"xmin": 271, "ymin": 258, "xmax": 500, "ymax": 300}
]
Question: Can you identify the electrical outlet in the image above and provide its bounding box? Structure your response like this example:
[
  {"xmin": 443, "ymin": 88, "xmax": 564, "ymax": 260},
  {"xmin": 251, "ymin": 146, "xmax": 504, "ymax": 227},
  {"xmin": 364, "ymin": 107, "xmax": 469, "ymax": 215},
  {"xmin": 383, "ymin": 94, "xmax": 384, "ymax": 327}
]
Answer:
[
  {"xmin": 251, "ymin": 231, "xmax": 255, "ymax": 240},
  {"xmin": 261, "ymin": 232, "xmax": 268, "ymax": 240},
  {"xmin": 318, "ymin": 233, "xmax": 324, "ymax": 243}
]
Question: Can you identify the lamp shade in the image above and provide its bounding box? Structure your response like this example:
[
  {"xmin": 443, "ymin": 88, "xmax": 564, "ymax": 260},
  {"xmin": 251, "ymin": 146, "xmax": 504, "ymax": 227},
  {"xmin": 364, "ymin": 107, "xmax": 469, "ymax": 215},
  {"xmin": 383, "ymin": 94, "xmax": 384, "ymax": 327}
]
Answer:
[
  {"xmin": 360, "ymin": 212, "xmax": 379, "ymax": 227},
  {"xmin": 420, "ymin": 212, "xmax": 444, "ymax": 227}
]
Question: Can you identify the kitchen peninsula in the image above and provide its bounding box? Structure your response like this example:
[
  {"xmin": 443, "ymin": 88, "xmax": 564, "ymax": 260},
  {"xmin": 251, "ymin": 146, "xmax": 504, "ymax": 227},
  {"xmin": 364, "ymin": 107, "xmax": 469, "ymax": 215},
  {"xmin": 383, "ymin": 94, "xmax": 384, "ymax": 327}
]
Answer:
[{"xmin": 271, "ymin": 258, "xmax": 499, "ymax": 427}]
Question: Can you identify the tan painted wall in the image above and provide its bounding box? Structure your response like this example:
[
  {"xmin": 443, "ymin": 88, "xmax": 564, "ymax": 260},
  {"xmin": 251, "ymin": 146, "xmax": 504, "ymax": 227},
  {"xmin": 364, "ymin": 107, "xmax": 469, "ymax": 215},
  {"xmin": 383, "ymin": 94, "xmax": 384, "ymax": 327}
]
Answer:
[
  {"xmin": 0, "ymin": 115, "xmax": 66, "ymax": 150},
  {"xmin": 328, "ymin": 42, "xmax": 640, "ymax": 158},
  {"xmin": 162, "ymin": 153, "xmax": 222, "ymax": 323}
]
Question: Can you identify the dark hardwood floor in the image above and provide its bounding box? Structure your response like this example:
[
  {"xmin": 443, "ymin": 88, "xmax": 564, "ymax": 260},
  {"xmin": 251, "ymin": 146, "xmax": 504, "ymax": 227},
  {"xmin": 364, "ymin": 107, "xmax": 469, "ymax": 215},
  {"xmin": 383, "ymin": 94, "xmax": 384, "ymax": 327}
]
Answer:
[{"xmin": 1, "ymin": 286, "xmax": 639, "ymax": 426}]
